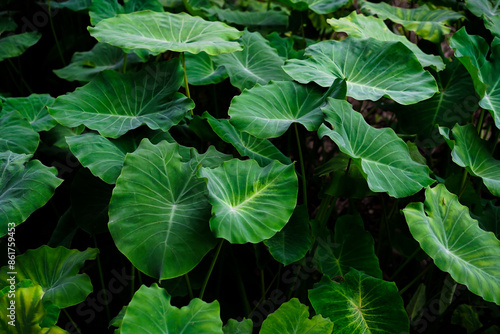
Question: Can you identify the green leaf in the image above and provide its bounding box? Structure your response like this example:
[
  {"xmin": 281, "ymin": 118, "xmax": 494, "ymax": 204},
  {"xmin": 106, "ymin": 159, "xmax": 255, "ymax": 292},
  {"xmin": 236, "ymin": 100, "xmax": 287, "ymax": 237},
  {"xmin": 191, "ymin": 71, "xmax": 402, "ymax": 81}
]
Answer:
[
  {"xmin": 309, "ymin": 269, "xmax": 409, "ymax": 334},
  {"xmin": 0, "ymin": 15, "xmax": 17, "ymax": 33},
  {"xmin": 48, "ymin": 59, "xmax": 192, "ymax": 138},
  {"xmin": 277, "ymin": 0, "xmax": 350, "ymax": 14},
  {"xmin": 450, "ymin": 28, "xmax": 500, "ymax": 130},
  {"xmin": 213, "ymin": 30, "xmax": 290, "ymax": 91},
  {"xmin": 0, "ymin": 152, "xmax": 62, "ymax": 236},
  {"xmin": 228, "ymin": 81, "xmax": 325, "ymax": 139},
  {"xmin": 0, "ymin": 246, "xmax": 98, "ymax": 308},
  {"xmin": 265, "ymin": 32, "xmax": 303, "ymax": 60},
  {"xmin": 319, "ymin": 98, "xmax": 434, "ymax": 198},
  {"xmin": 0, "ymin": 32, "xmax": 41, "ymax": 62},
  {"xmin": 260, "ymin": 298, "xmax": 333, "ymax": 334},
  {"xmin": 265, "ymin": 205, "xmax": 312, "ymax": 266},
  {"xmin": 223, "ymin": 318, "xmax": 253, "ymax": 334},
  {"xmin": 89, "ymin": 0, "xmax": 164, "ymax": 25},
  {"xmin": 1, "ymin": 94, "xmax": 56, "ymax": 132},
  {"xmin": 440, "ymin": 124, "xmax": 500, "ymax": 196},
  {"xmin": 403, "ymin": 184, "xmax": 500, "ymax": 305},
  {"xmin": 327, "ymin": 11, "xmax": 444, "ymax": 71},
  {"xmin": 361, "ymin": 1, "xmax": 463, "ymax": 42},
  {"xmin": 283, "ymin": 38, "xmax": 438, "ymax": 104},
  {"xmin": 120, "ymin": 284, "xmax": 223, "ymax": 333},
  {"xmin": 478, "ymin": 201, "xmax": 500, "ymax": 238},
  {"xmin": 206, "ymin": 7, "xmax": 289, "ymax": 27},
  {"xmin": 53, "ymin": 43, "xmax": 145, "ymax": 82},
  {"xmin": 0, "ymin": 110, "xmax": 39, "ymax": 154},
  {"xmin": 451, "ymin": 304, "xmax": 482, "ymax": 333},
  {"xmin": 315, "ymin": 214, "xmax": 382, "ymax": 279},
  {"xmin": 203, "ymin": 112, "xmax": 291, "ymax": 167},
  {"xmin": 198, "ymin": 159, "xmax": 298, "ymax": 244},
  {"xmin": 185, "ymin": 52, "xmax": 228, "ymax": 86},
  {"xmin": 108, "ymin": 139, "xmax": 217, "ymax": 279},
  {"xmin": 466, "ymin": 0, "xmax": 500, "ymax": 38},
  {"xmin": 45, "ymin": 0, "xmax": 91, "ymax": 11},
  {"xmin": 406, "ymin": 284, "xmax": 426, "ymax": 323},
  {"xmin": 88, "ymin": 11, "xmax": 242, "ymax": 56}
]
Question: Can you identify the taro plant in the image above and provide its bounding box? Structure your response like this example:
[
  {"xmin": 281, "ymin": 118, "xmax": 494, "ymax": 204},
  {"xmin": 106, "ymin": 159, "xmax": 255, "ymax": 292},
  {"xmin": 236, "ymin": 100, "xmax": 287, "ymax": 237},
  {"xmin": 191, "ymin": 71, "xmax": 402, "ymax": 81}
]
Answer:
[{"xmin": 1, "ymin": 0, "xmax": 500, "ymax": 333}]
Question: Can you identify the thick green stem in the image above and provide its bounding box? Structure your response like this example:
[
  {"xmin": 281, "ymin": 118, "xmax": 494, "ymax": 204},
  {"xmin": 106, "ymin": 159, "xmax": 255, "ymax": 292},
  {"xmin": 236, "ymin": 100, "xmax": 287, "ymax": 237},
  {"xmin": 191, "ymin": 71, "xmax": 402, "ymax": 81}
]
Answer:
[
  {"xmin": 477, "ymin": 109, "xmax": 485, "ymax": 135},
  {"xmin": 181, "ymin": 52, "xmax": 193, "ymax": 115},
  {"xmin": 184, "ymin": 273, "xmax": 194, "ymax": 299},
  {"xmin": 48, "ymin": 0, "xmax": 66, "ymax": 66},
  {"xmin": 199, "ymin": 239, "xmax": 224, "ymax": 299},
  {"xmin": 93, "ymin": 235, "xmax": 111, "ymax": 323},
  {"xmin": 295, "ymin": 124, "xmax": 308, "ymax": 208},
  {"xmin": 63, "ymin": 309, "xmax": 82, "ymax": 334}
]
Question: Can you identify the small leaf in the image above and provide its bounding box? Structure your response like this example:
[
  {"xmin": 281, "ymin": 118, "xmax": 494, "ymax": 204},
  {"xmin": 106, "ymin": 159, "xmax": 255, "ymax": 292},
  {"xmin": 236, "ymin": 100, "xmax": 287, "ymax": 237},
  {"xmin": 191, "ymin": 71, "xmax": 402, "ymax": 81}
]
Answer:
[
  {"xmin": 451, "ymin": 305, "xmax": 482, "ymax": 333},
  {"xmin": 406, "ymin": 284, "xmax": 426, "ymax": 322},
  {"xmin": 185, "ymin": 52, "xmax": 228, "ymax": 86},
  {"xmin": 0, "ymin": 32, "xmax": 41, "ymax": 62},
  {"xmin": 1, "ymin": 94, "xmax": 56, "ymax": 132},
  {"xmin": 0, "ymin": 110, "xmax": 39, "ymax": 154},
  {"xmin": 465, "ymin": 0, "xmax": 500, "ymax": 38},
  {"xmin": 223, "ymin": 318, "xmax": 252, "ymax": 334}
]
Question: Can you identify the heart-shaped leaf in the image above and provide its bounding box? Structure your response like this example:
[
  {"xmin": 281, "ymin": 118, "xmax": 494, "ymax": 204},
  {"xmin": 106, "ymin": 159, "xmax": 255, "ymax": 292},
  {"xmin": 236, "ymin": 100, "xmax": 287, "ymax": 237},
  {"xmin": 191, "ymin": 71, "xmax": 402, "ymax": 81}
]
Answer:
[
  {"xmin": 0, "ymin": 110, "xmax": 39, "ymax": 154},
  {"xmin": 89, "ymin": 0, "xmax": 163, "ymax": 25},
  {"xmin": 403, "ymin": 184, "xmax": 500, "ymax": 305},
  {"xmin": 108, "ymin": 139, "xmax": 217, "ymax": 279},
  {"xmin": 318, "ymin": 97, "xmax": 434, "ymax": 198},
  {"xmin": 199, "ymin": 159, "xmax": 298, "ymax": 244},
  {"xmin": 283, "ymin": 38, "xmax": 438, "ymax": 104},
  {"xmin": 1, "ymin": 94, "xmax": 56, "ymax": 132},
  {"xmin": 0, "ymin": 32, "xmax": 41, "ymax": 62}
]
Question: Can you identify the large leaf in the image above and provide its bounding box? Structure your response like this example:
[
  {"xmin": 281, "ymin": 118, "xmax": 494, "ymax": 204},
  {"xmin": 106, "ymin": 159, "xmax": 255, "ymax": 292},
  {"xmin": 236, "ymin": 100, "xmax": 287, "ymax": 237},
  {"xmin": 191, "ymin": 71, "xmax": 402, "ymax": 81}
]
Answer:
[
  {"xmin": 185, "ymin": 52, "xmax": 228, "ymax": 86},
  {"xmin": 228, "ymin": 81, "xmax": 325, "ymax": 139},
  {"xmin": 403, "ymin": 184, "xmax": 500, "ymax": 305},
  {"xmin": 0, "ymin": 32, "xmax": 41, "ymax": 62},
  {"xmin": 283, "ymin": 38, "xmax": 438, "ymax": 105},
  {"xmin": 0, "ymin": 246, "xmax": 98, "ymax": 308},
  {"xmin": 89, "ymin": 0, "xmax": 163, "ymax": 25},
  {"xmin": 0, "ymin": 110, "xmax": 39, "ymax": 154},
  {"xmin": 450, "ymin": 28, "xmax": 500, "ymax": 130},
  {"xmin": 440, "ymin": 124, "xmax": 500, "ymax": 196},
  {"xmin": 120, "ymin": 284, "xmax": 223, "ymax": 333},
  {"xmin": 1, "ymin": 94, "xmax": 56, "ymax": 132},
  {"xmin": 198, "ymin": 159, "xmax": 298, "ymax": 244},
  {"xmin": 318, "ymin": 97, "xmax": 434, "ymax": 198},
  {"xmin": 206, "ymin": 7, "xmax": 289, "ymax": 27},
  {"xmin": 88, "ymin": 11, "xmax": 242, "ymax": 56},
  {"xmin": 361, "ymin": 1, "xmax": 463, "ymax": 42},
  {"xmin": 0, "ymin": 152, "xmax": 62, "ymax": 236},
  {"xmin": 309, "ymin": 269, "xmax": 409, "ymax": 334},
  {"xmin": 48, "ymin": 59, "xmax": 192, "ymax": 138},
  {"xmin": 327, "ymin": 11, "xmax": 444, "ymax": 71},
  {"xmin": 203, "ymin": 112, "xmax": 291, "ymax": 167},
  {"xmin": 213, "ymin": 30, "xmax": 290, "ymax": 91},
  {"xmin": 277, "ymin": 0, "xmax": 350, "ymax": 14},
  {"xmin": 108, "ymin": 139, "xmax": 217, "ymax": 279},
  {"xmin": 260, "ymin": 298, "xmax": 333, "ymax": 334},
  {"xmin": 466, "ymin": 0, "xmax": 500, "ymax": 38}
]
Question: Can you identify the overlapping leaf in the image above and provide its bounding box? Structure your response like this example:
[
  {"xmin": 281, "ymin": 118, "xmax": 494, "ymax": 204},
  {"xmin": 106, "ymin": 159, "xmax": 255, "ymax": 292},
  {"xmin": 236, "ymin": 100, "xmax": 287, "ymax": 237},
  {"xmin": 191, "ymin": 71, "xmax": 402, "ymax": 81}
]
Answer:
[
  {"xmin": 403, "ymin": 184, "xmax": 500, "ymax": 305},
  {"xmin": 466, "ymin": 0, "xmax": 500, "ymax": 38},
  {"xmin": 1, "ymin": 94, "xmax": 56, "ymax": 132},
  {"xmin": 44, "ymin": 0, "xmax": 91, "ymax": 11},
  {"xmin": 277, "ymin": 0, "xmax": 350, "ymax": 14},
  {"xmin": 0, "ymin": 110, "xmax": 39, "ymax": 154},
  {"xmin": 0, "ymin": 32, "xmax": 41, "ymax": 62},
  {"xmin": 89, "ymin": 0, "xmax": 164, "ymax": 25},
  {"xmin": 223, "ymin": 319, "xmax": 252, "ymax": 334},
  {"xmin": 206, "ymin": 7, "xmax": 289, "ymax": 27},
  {"xmin": 185, "ymin": 52, "xmax": 228, "ymax": 86}
]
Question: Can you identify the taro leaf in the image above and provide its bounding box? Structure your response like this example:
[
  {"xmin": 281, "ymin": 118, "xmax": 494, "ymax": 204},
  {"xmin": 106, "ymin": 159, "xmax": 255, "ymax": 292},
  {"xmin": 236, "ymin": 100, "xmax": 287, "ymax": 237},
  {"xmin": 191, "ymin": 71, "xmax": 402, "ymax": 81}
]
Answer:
[
  {"xmin": 206, "ymin": 7, "xmax": 289, "ymax": 27},
  {"xmin": 403, "ymin": 184, "xmax": 500, "ymax": 305},
  {"xmin": 0, "ymin": 14, "xmax": 16, "ymax": 33},
  {"xmin": 393, "ymin": 60, "xmax": 477, "ymax": 146},
  {"xmin": 309, "ymin": 269, "xmax": 409, "ymax": 334},
  {"xmin": 1, "ymin": 94, "xmax": 56, "ymax": 132},
  {"xmin": 88, "ymin": 11, "xmax": 242, "ymax": 56},
  {"xmin": 478, "ymin": 201, "xmax": 500, "ymax": 238},
  {"xmin": 89, "ymin": 0, "xmax": 164, "ymax": 25},
  {"xmin": 203, "ymin": 112, "xmax": 291, "ymax": 167},
  {"xmin": 327, "ymin": 11, "xmax": 444, "ymax": 71},
  {"xmin": 315, "ymin": 214, "xmax": 382, "ymax": 279},
  {"xmin": 198, "ymin": 159, "xmax": 298, "ymax": 244},
  {"xmin": 48, "ymin": 59, "xmax": 192, "ymax": 138},
  {"xmin": 361, "ymin": 1, "xmax": 464, "ymax": 42},
  {"xmin": 265, "ymin": 205, "xmax": 312, "ymax": 266},
  {"xmin": 48, "ymin": 208, "xmax": 78, "ymax": 248},
  {"xmin": 213, "ymin": 30, "xmax": 290, "ymax": 91},
  {"xmin": 53, "ymin": 43, "xmax": 145, "ymax": 82},
  {"xmin": 45, "ymin": 0, "xmax": 92, "ymax": 11},
  {"xmin": 0, "ymin": 110, "xmax": 39, "ymax": 154},
  {"xmin": 450, "ymin": 28, "xmax": 500, "ymax": 129},
  {"xmin": 260, "ymin": 298, "xmax": 333, "ymax": 334},
  {"xmin": 466, "ymin": 0, "xmax": 500, "ymax": 38},
  {"xmin": 266, "ymin": 32, "xmax": 303, "ymax": 60},
  {"xmin": 319, "ymin": 98, "xmax": 434, "ymax": 198},
  {"xmin": 183, "ymin": 0, "xmax": 222, "ymax": 17},
  {"xmin": 185, "ymin": 52, "xmax": 228, "ymax": 86},
  {"xmin": 0, "ymin": 152, "xmax": 62, "ymax": 236},
  {"xmin": 283, "ymin": 38, "xmax": 438, "ymax": 105},
  {"xmin": 0, "ymin": 32, "xmax": 41, "ymax": 62},
  {"xmin": 108, "ymin": 139, "xmax": 217, "ymax": 279},
  {"xmin": 228, "ymin": 81, "xmax": 325, "ymax": 139},
  {"xmin": 0, "ymin": 246, "xmax": 98, "ymax": 308},
  {"xmin": 406, "ymin": 284, "xmax": 426, "ymax": 323},
  {"xmin": 277, "ymin": 0, "xmax": 350, "ymax": 14},
  {"xmin": 0, "ymin": 281, "xmax": 66, "ymax": 334},
  {"xmin": 440, "ymin": 124, "xmax": 500, "ymax": 196},
  {"xmin": 121, "ymin": 283, "xmax": 223, "ymax": 333},
  {"xmin": 451, "ymin": 304, "xmax": 482, "ymax": 333},
  {"xmin": 223, "ymin": 318, "xmax": 252, "ymax": 334}
]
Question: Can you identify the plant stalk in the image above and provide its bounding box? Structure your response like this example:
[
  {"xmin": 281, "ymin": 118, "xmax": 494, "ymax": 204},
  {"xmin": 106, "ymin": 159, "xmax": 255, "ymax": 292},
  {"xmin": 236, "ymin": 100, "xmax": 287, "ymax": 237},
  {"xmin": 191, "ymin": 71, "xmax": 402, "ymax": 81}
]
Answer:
[
  {"xmin": 399, "ymin": 264, "xmax": 433, "ymax": 295},
  {"xmin": 48, "ymin": 0, "xmax": 66, "ymax": 66},
  {"xmin": 93, "ymin": 235, "xmax": 111, "ymax": 323},
  {"xmin": 181, "ymin": 52, "xmax": 193, "ymax": 115},
  {"xmin": 295, "ymin": 124, "xmax": 308, "ymax": 208},
  {"xmin": 199, "ymin": 239, "xmax": 224, "ymax": 299},
  {"xmin": 184, "ymin": 273, "xmax": 194, "ymax": 299},
  {"xmin": 63, "ymin": 309, "xmax": 82, "ymax": 334}
]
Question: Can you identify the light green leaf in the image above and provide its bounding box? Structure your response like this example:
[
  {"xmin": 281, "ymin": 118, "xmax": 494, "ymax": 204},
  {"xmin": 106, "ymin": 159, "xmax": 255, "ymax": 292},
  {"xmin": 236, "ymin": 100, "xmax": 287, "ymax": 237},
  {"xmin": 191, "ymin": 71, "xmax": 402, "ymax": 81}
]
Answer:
[
  {"xmin": 206, "ymin": 7, "xmax": 288, "ymax": 27},
  {"xmin": 228, "ymin": 81, "xmax": 325, "ymax": 139},
  {"xmin": 0, "ymin": 110, "xmax": 39, "ymax": 154},
  {"xmin": 48, "ymin": 59, "xmax": 192, "ymax": 138},
  {"xmin": 309, "ymin": 269, "xmax": 409, "ymax": 334},
  {"xmin": 327, "ymin": 11, "xmax": 444, "ymax": 70},
  {"xmin": 450, "ymin": 28, "xmax": 500, "ymax": 130},
  {"xmin": 199, "ymin": 159, "xmax": 298, "ymax": 244},
  {"xmin": 466, "ymin": 0, "xmax": 500, "ymax": 38},
  {"xmin": 319, "ymin": 97, "xmax": 434, "ymax": 198},
  {"xmin": 0, "ymin": 32, "xmax": 41, "ymax": 62},
  {"xmin": 283, "ymin": 38, "xmax": 438, "ymax": 104},
  {"xmin": 0, "ymin": 152, "xmax": 62, "ymax": 236},
  {"xmin": 213, "ymin": 30, "xmax": 290, "ymax": 91},
  {"xmin": 277, "ymin": 0, "xmax": 350, "ymax": 14},
  {"xmin": 0, "ymin": 246, "xmax": 98, "ymax": 308},
  {"xmin": 1, "ymin": 94, "xmax": 56, "ymax": 132},
  {"xmin": 361, "ymin": 1, "xmax": 463, "ymax": 42},
  {"xmin": 88, "ymin": 11, "xmax": 242, "ymax": 56},
  {"xmin": 223, "ymin": 318, "xmax": 252, "ymax": 334},
  {"xmin": 403, "ymin": 184, "xmax": 500, "ymax": 305},
  {"xmin": 89, "ymin": 0, "xmax": 164, "ymax": 25},
  {"xmin": 440, "ymin": 124, "xmax": 500, "ymax": 196},
  {"xmin": 121, "ymin": 284, "xmax": 223, "ymax": 333},
  {"xmin": 185, "ymin": 52, "xmax": 228, "ymax": 86},
  {"xmin": 260, "ymin": 298, "xmax": 333, "ymax": 334},
  {"xmin": 108, "ymin": 140, "xmax": 217, "ymax": 279}
]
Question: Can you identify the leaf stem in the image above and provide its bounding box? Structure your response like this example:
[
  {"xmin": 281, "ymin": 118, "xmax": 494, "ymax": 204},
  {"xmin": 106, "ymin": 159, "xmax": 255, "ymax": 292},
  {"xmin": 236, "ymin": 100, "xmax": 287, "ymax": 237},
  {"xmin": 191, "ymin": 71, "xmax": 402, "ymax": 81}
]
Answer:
[
  {"xmin": 181, "ymin": 52, "xmax": 193, "ymax": 115},
  {"xmin": 398, "ymin": 264, "xmax": 433, "ymax": 295},
  {"xmin": 294, "ymin": 124, "xmax": 308, "ymax": 209},
  {"xmin": 184, "ymin": 273, "xmax": 194, "ymax": 299},
  {"xmin": 7, "ymin": 59, "xmax": 32, "ymax": 94},
  {"xmin": 63, "ymin": 309, "xmax": 82, "ymax": 334},
  {"xmin": 476, "ymin": 109, "xmax": 485, "ymax": 135},
  {"xmin": 130, "ymin": 264, "xmax": 135, "ymax": 299},
  {"xmin": 93, "ymin": 235, "xmax": 111, "ymax": 323},
  {"xmin": 389, "ymin": 246, "xmax": 421, "ymax": 281},
  {"xmin": 48, "ymin": 0, "xmax": 66, "ymax": 66},
  {"xmin": 458, "ymin": 169, "xmax": 469, "ymax": 200},
  {"xmin": 199, "ymin": 239, "xmax": 224, "ymax": 299}
]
